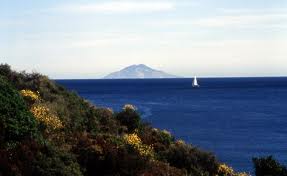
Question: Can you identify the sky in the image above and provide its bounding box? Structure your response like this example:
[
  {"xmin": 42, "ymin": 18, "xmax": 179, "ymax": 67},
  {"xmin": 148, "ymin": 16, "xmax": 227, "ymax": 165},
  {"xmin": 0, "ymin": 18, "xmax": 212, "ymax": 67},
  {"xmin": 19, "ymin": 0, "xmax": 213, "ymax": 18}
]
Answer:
[{"xmin": 0, "ymin": 0, "xmax": 287, "ymax": 78}]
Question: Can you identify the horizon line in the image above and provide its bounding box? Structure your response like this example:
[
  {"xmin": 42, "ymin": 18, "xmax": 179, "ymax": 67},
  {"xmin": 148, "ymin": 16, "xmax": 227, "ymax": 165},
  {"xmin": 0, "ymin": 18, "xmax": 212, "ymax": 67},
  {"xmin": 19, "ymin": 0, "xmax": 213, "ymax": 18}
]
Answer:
[{"xmin": 54, "ymin": 75, "xmax": 287, "ymax": 80}]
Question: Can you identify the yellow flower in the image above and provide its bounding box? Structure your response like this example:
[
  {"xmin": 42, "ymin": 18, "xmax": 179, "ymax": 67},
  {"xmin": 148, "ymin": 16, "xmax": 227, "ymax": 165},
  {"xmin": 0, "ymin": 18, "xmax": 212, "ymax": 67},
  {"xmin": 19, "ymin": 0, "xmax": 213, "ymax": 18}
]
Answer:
[
  {"xmin": 30, "ymin": 104, "xmax": 63, "ymax": 129},
  {"xmin": 20, "ymin": 89, "xmax": 63, "ymax": 130},
  {"xmin": 123, "ymin": 133, "xmax": 154, "ymax": 158},
  {"xmin": 123, "ymin": 133, "xmax": 142, "ymax": 146},
  {"xmin": 218, "ymin": 164, "xmax": 234, "ymax": 176},
  {"xmin": 20, "ymin": 89, "xmax": 40, "ymax": 101},
  {"xmin": 218, "ymin": 164, "xmax": 250, "ymax": 176}
]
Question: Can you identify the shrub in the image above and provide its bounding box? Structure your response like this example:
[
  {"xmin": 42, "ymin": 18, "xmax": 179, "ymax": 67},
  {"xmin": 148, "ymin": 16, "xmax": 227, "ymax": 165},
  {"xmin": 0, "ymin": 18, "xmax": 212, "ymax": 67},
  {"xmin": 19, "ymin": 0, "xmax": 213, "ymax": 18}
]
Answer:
[
  {"xmin": 0, "ymin": 77, "xmax": 38, "ymax": 144},
  {"xmin": 137, "ymin": 125, "xmax": 175, "ymax": 159},
  {"xmin": 163, "ymin": 142, "xmax": 219, "ymax": 175},
  {"xmin": 218, "ymin": 163, "xmax": 250, "ymax": 176},
  {"xmin": 20, "ymin": 89, "xmax": 40, "ymax": 101},
  {"xmin": 253, "ymin": 156, "xmax": 287, "ymax": 176},
  {"xmin": 123, "ymin": 104, "xmax": 137, "ymax": 111},
  {"xmin": 140, "ymin": 160, "xmax": 185, "ymax": 176},
  {"xmin": 0, "ymin": 139, "xmax": 83, "ymax": 176},
  {"xmin": 92, "ymin": 108, "xmax": 120, "ymax": 135},
  {"xmin": 123, "ymin": 133, "xmax": 154, "ymax": 159},
  {"xmin": 218, "ymin": 163, "xmax": 234, "ymax": 176},
  {"xmin": 73, "ymin": 133, "xmax": 149, "ymax": 176},
  {"xmin": 0, "ymin": 64, "xmax": 93, "ymax": 133},
  {"xmin": 30, "ymin": 104, "xmax": 63, "ymax": 130},
  {"xmin": 32, "ymin": 145, "xmax": 83, "ymax": 176},
  {"xmin": 116, "ymin": 104, "xmax": 141, "ymax": 132}
]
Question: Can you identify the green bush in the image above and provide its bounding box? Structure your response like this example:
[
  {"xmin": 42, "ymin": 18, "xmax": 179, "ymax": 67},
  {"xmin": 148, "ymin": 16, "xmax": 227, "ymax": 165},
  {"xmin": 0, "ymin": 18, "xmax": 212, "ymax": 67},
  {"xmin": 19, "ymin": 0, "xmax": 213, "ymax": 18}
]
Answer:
[
  {"xmin": 92, "ymin": 108, "xmax": 120, "ymax": 135},
  {"xmin": 0, "ymin": 139, "xmax": 83, "ymax": 176},
  {"xmin": 0, "ymin": 76, "xmax": 37, "ymax": 144},
  {"xmin": 32, "ymin": 145, "xmax": 83, "ymax": 176},
  {"xmin": 137, "ymin": 125, "xmax": 174, "ymax": 157},
  {"xmin": 163, "ymin": 142, "xmax": 219, "ymax": 176},
  {"xmin": 253, "ymin": 156, "xmax": 287, "ymax": 176}
]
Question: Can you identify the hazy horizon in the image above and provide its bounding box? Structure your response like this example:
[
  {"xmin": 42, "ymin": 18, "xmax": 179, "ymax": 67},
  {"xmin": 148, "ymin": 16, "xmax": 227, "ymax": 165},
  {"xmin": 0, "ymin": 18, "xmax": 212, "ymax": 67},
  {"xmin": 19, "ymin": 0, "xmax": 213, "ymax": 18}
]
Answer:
[{"xmin": 1, "ymin": 0, "xmax": 287, "ymax": 79}]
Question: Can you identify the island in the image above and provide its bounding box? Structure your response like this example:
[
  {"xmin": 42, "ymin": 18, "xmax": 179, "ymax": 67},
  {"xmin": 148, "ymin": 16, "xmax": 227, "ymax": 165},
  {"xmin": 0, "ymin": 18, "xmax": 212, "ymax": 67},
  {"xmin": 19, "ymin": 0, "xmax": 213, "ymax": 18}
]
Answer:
[{"xmin": 104, "ymin": 64, "xmax": 179, "ymax": 79}]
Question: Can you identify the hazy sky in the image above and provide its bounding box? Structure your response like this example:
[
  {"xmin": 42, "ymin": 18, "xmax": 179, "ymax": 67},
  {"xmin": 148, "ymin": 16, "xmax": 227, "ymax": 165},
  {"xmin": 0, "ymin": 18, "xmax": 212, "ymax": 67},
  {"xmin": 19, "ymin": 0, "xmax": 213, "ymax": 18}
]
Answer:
[{"xmin": 1, "ymin": 0, "xmax": 287, "ymax": 78}]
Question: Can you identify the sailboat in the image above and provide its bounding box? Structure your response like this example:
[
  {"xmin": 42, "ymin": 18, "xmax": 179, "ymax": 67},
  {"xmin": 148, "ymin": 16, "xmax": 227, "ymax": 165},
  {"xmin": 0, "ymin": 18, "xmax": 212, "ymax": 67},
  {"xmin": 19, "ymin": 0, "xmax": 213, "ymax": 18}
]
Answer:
[{"xmin": 192, "ymin": 76, "xmax": 200, "ymax": 88}]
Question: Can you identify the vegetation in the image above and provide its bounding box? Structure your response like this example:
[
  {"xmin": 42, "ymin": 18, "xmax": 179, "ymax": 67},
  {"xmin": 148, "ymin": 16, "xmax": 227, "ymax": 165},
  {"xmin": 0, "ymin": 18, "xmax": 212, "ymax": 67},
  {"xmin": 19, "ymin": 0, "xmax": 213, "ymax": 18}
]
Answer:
[
  {"xmin": 217, "ymin": 164, "xmax": 249, "ymax": 176},
  {"xmin": 0, "ymin": 76, "xmax": 37, "ymax": 144},
  {"xmin": 0, "ymin": 63, "xmax": 286, "ymax": 176},
  {"xmin": 253, "ymin": 156, "xmax": 287, "ymax": 176}
]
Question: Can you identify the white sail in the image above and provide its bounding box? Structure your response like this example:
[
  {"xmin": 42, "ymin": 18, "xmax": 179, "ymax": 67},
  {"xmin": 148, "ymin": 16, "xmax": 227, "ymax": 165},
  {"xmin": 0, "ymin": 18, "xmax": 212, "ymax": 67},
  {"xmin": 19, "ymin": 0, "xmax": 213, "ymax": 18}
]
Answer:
[{"xmin": 192, "ymin": 76, "xmax": 199, "ymax": 87}]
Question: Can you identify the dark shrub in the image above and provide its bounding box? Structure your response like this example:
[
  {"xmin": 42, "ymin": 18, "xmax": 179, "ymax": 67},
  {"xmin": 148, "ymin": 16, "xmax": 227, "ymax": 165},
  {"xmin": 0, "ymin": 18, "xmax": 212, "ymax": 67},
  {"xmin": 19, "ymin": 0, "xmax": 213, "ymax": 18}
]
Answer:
[
  {"xmin": 73, "ymin": 133, "xmax": 149, "ymax": 176},
  {"xmin": 32, "ymin": 145, "xmax": 83, "ymax": 176},
  {"xmin": 253, "ymin": 156, "xmax": 287, "ymax": 176},
  {"xmin": 139, "ymin": 125, "xmax": 172, "ymax": 144},
  {"xmin": 140, "ymin": 161, "xmax": 185, "ymax": 176},
  {"xmin": 93, "ymin": 108, "xmax": 121, "ymax": 135},
  {"xmin": 163, "ymin": 142, "xmax": 219, "ymax": 176},
  {"xmin": 0, "ymin": 139, "xmax": 83, "ymax": 176},
  {"xmin": 116, "ymin": 108, "xmax": 141, "ymax": 133}
]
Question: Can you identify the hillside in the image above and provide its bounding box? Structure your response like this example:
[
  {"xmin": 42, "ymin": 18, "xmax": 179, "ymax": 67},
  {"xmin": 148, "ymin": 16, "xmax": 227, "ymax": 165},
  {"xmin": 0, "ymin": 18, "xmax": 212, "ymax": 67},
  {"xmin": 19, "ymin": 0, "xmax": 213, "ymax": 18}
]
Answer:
[
  {"xmin": 104, "ymin": 64, "xmax": 179, "ymax": 79},
  {"xmin": 0, "ymin": 64, "xmax": 285, "ymax": 176}
]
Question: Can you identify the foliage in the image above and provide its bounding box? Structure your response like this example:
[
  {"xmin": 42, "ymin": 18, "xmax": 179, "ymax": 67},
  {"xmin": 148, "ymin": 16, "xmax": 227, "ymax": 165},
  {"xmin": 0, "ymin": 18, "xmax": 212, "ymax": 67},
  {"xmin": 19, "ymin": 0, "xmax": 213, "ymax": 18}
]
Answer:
[
  {"xmin": 73, "ymin": 133, "xmax": 149, "ymax": 176},
  {"xmin": 123, "ymin": 133, "xmax": 154, "ymax": 159},
  {"xmin": 218, "ymin": 164, "xmax": 250, "ymax": 176},
  {"xmin": 116, "ymin": 104, "xmax": 141, "ymax": 132},
  {"xmin": 20, "ymin": 89, "xmax": 40, "ymax": 99},
  {"xmin": 140, "ymin": 160, "xmax": 185, "ymax": 176},
  {"xmin": 92, "ymin": 108, "xmax": 120, "ymax": 135},
  {"xmin": 0, "ymin": 76, "xmax": 37, "ymax": 144},
  {"xmin": 32, "ymin": 146, "xmax": 83, "ymax": 176},
  {"xmin": 123, "ymin": 104, "xmax": 137, "ymax": 111},
  {"xmin": 0, "ymin": 139, "xmax": 83, "ymax": 176},
  {"xmin": 218, "ymin": 164, "xmax": 234, "ymax": 176},
  {"xmin": 253, "ymin": 156, "xmax": 287, "ymax": 176},
  {"xmin": 20, "ymin": 88, "xmax": 64, "ymax": 130},
  {"xmin": 30, "ymin": 104, "xmax": 63, "ymax": 130},
  {"xmin": 163, "ymin": 141, "xmax": 219, "ymax": 175},
  {"xmin": 0, "ymin": 64, "xmax": 95, "ymax": 134}
]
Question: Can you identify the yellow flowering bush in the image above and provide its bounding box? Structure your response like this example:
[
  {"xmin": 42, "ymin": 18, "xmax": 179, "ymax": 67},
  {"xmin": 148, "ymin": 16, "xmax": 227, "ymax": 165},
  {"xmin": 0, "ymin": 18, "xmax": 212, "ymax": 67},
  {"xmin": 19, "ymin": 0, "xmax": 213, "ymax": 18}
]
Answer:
[
  {"xmin": 123, "ymin": 133, "xmax": 154, "ymax": 158},
  {"xmin": 218, "ymin": 164, "xmax": 250, "ymax": 176},
  {"xmin": 124, "ymin": 133, "xmax": 142, "ymax": 145},
  {"xmin": 218, "ymin": 164, "xmax": 234, "ymax": 176},
  {"xmin": 20, "ymin": 89, "xmax": 40, "ymax": 101},
  {"xmin": 30, "ymin": 104, "xmax": 63, "ymax": 129},
  {"xmin": 20, "ymin": 89, "xmax": 64, "ymax": 130}
]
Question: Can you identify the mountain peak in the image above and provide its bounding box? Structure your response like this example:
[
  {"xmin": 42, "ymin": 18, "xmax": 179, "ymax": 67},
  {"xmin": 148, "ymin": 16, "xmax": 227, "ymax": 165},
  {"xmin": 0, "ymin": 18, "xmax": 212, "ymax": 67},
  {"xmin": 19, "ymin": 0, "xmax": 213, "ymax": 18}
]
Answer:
[
  {"xmin": 122, "ymin": 64, "xmax": 154, "ymax": 72},
  {"xmin": 104, "ymin": 64, "xmax": 179, "ymax": 79}
]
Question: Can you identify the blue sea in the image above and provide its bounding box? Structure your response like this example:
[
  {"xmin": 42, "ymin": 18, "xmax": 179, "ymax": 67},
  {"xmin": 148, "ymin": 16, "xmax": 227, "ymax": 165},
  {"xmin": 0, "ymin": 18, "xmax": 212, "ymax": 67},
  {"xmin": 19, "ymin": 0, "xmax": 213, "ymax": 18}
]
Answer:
[{"xmin": 57, "ymin": 78, "xmax": 287, "ymax": 173}]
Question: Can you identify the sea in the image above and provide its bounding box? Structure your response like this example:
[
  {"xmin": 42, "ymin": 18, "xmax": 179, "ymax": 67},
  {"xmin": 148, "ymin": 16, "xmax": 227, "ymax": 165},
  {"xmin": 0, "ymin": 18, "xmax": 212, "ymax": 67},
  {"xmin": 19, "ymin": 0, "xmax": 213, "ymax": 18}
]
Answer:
[{"xmin": 57, "ymin": 78, "xmax": 287, "ymax": 174}]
